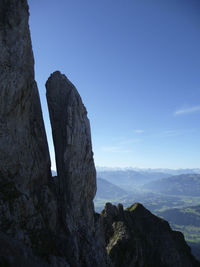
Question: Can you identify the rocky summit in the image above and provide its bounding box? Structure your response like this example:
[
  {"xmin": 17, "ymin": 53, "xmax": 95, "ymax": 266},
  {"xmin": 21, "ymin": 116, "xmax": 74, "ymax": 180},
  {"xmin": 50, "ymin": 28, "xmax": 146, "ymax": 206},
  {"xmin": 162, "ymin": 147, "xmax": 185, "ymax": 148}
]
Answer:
[
  {"xmin": 101, "ymin": 202, "xmax": 200, "ymax": 267},
  {"xmin": 0, "ymin": 0, "xmax": 199, "ymax": 266}
]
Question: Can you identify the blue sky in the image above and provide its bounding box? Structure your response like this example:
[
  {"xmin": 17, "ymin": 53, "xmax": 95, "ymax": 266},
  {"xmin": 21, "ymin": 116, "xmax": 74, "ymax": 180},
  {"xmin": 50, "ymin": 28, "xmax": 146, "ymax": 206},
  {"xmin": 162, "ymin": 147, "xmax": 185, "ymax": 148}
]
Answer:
[{"xmin": 28, "ymin": 0, "xmax": 200, "ymax": 170}]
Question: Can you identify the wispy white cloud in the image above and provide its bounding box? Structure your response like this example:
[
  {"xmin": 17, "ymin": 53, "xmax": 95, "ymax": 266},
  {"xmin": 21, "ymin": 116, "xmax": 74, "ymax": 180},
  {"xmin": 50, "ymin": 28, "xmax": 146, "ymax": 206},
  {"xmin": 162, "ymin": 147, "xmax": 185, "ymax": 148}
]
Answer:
[
  {"xmin": 119, "ymin": 138, "xmax": 142, "ymax": 145},
  {"xmin": 161, "ymin": 130, "xmax": 182, "ymax": 137},
  {"xmin": 134, "ymin": 129, "xmax": 144, "ymax": 134},
  {"xmin": 101, "ymin": 146, "xmax": 131, "ymax": 153},
  {"xmin": 100, "ymin": 137, "xmax": 142, "ymax": 153},
  {"xmin": 150, "ymin": 129, "xmax": 196, "ymax": 139},
  {"xmin": 174, "ymin": 105, "xmax": 200, "ymax": 116},
  {"xmin": 101, "ymin": 146, "xmax": 119, "ymax": 152}
]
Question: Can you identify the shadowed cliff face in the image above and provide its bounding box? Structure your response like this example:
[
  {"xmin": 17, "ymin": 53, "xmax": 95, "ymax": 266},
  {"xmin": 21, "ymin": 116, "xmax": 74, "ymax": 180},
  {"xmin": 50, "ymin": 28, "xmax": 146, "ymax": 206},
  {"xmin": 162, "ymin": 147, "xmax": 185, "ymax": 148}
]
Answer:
[
  {"xmin": 0, "ymin": 0, "xmax": 57, "ymax": 247},
  {"xmin": 101, "ymin": 202, "xmax": 200, "ymax": 267},
  {"xmin": 46, "ymin": 72, "xmax": 111, "ymax": 267},
  {"xmin": 46, "ymin": 72, "xmax": 96, "ymax": 230},
  {"xmin": 0, "ymin": 0, "xmax": 51, "ymax": 192}
]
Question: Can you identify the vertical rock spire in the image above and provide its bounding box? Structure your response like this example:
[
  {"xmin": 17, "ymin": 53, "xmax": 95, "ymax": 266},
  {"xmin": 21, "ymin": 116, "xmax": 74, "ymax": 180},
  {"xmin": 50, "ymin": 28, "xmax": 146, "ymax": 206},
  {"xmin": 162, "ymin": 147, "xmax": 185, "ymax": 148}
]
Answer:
[
  {"xmin": 46, "ymin": 71, "xmax": 96, "ymax": 229},
  {"xmin": 46, "ymin": 72, "xmax": 111, "ymax": 266},
  {"xmin": 0, "ymin": 0, "xmax": 56, "ymax": 247}
]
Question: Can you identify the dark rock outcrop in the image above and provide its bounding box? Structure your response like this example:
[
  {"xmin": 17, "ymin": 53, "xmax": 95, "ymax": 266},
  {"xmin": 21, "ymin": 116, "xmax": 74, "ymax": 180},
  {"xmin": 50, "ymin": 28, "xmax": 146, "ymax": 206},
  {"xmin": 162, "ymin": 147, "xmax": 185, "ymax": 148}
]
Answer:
[
  {"xmin": 46, "ymin": 71, "xmax": 96, "ymax": 229},
  {"xmin": 0, "ymin": 0, "xmax": 57, "ymax": 249},
  {"xmin": 101, "ymin": 202, "xmax": 200, "ymax": 267},
  {"xmin": 0, "ymin": 0, "xmax": 51, "ymax": 193},
  {"xmin": 46, "ymin": 72, "xmax": 110, "ymax": 266},
  {"xmin": 0, "ymin": 231, "xmax": 49, "ymax": 267}
]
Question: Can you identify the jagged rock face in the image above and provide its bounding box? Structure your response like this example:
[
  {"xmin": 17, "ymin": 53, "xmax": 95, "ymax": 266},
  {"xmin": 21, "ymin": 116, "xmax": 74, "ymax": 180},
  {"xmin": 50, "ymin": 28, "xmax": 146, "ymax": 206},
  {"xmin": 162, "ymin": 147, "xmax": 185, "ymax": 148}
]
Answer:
[
  {"xmin": 46, "ymin": 72, "xmax": 111, "ymax": 266},
  {"xmin": 46, "ymin": 71, "xmax": 96, "ymax": 229},
  {"xmin": 101, "ymin": 202, "xmax": 200, "ymax": 267},
  {"xmin": 0, "ymin": 0, "xmax": 57, "ymax": 246},
  {"xmin": 0, "ymin": 0, "xmax": 51, "ymax": 193}
]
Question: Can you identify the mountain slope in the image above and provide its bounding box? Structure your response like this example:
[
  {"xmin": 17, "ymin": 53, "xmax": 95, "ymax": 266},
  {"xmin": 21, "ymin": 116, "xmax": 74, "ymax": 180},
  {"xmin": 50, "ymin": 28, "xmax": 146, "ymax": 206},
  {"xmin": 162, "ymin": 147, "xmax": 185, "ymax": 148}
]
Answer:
[
  {"xmin": 96, "ymin": 178, "xmax": 128, "ymax": 199},
  {"xmin": 143, "ymin": 174, "xmax": 200, "ymax": 196},
  {"xmin": 97, "ymin": 170, "xmax": 170, "ymax": 189},
  {"xmin": 157, "ymin": 205, "xmax": 200, "ymax": 226},
  {"xmin": 157, "ymin": 205, "xmax": 200, "ymax": 261}
]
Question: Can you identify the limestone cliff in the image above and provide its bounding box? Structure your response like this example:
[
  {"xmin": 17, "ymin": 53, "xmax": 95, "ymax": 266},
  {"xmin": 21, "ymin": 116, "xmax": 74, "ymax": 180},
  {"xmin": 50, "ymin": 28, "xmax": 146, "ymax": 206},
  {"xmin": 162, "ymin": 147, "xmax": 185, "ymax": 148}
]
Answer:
[
  {"xmin": 46, "ymin": 71, "xmax": 110, "ymax": 266},
  {"xmin": 0, "ymin": 0, "xmax": 51, "ymax": 192},
  {"xmin": 101, "ymin": 202, "xmax": 200, "ymax": 267},
  {"xmin": 0, "ymin": 0, "xmax": 56, "ymax": 248},
  {"xmin": 46, "ymin": 71, "xmax": 96, "ymax": 230}
]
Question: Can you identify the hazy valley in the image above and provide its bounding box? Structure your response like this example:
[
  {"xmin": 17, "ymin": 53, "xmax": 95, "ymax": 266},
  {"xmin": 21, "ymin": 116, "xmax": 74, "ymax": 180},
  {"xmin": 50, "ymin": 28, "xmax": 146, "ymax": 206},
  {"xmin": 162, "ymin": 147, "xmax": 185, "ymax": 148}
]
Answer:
[{"xmin": 94, "ymin": 168, "xmax": 200, "ymax": 261}]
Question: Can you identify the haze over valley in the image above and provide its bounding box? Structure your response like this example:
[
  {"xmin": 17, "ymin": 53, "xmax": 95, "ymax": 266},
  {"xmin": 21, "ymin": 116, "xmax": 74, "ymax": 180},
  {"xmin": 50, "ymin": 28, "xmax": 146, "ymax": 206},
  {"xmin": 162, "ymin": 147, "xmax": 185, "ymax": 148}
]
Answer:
[{"xmin": 93, "ymin": 167, "xmax": 200, "ymax": 261}]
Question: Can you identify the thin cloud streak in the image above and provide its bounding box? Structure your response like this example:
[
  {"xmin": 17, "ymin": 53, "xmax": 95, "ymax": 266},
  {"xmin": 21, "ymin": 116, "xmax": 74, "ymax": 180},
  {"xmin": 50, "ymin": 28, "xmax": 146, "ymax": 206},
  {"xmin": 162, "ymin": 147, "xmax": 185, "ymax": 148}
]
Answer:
[
  {"xmin": 146, "ymin": 129, "xmax": 196, "ymax": 139},
  {"xmin": 119, "ymin": 138, "xmax": 142, "ymax": 145},
  {"xmin": 134, "ymin": 129, "xmax": 144, "ymax": 134},
  {"xmin": 101, "ymin": 146, "xmax": 131, "ymax": 153},
  {"xmin": 174, "ymin": 105, "xmax": 200, "ymax": 116},
  {"xmin": 161, "ymin": 130, "xmax": 182, "ymax": 137}
]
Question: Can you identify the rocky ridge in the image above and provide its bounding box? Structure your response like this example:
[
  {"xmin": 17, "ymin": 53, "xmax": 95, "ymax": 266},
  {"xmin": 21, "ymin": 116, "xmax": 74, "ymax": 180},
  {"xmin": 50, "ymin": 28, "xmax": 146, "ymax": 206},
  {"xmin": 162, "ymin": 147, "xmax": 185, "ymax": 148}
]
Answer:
[
  {"xmin": 0, "ymin": 0, "xmax": 199, "ymax": 266},
  {"xmin": 101, "ymin": 202, "xmax": 200, "ymax": 267}
]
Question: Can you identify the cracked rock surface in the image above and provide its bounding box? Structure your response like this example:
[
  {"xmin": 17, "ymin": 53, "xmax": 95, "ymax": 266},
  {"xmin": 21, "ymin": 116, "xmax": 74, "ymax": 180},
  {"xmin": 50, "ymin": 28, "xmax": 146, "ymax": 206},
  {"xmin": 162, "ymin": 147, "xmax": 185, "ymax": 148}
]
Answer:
[
  {"xmin": 0, "ymin": 0, "xmax": 58, "ymax": 263},
  {"xmin": 101, "ymin": 202, "xmax": 200, "ymax": 267},
  {"xmin": 46, "ymin": 71, "xmax": 111, "ymax": 266}
]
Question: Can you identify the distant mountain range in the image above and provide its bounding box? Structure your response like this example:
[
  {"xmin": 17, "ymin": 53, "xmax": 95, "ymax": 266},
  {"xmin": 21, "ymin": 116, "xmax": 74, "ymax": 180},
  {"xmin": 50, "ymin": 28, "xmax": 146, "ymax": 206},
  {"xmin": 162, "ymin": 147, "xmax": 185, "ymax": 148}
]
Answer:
[
  {"xmin": 96, "ymin": 178, "xmax": 127, "ymax": 199},
  {"xmin": 97, "ymin": 170, "xmax": 170, "ymax": 190},
  {"xmin": 52, "ymin": 167, "xmax": 200, "ymax": 178},
  {"xmin": 96, "ymin": 166, "xmax": 200, "ymax": 175},
  {"xmin": 143, "ymin": 174, "xmax": 200, "ymax": 196}
]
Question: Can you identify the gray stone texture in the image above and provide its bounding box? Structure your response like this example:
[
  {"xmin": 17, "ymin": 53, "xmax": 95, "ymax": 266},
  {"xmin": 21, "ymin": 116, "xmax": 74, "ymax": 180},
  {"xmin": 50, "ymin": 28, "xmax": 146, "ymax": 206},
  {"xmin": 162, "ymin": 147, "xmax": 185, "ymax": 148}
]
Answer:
[
  {"xmin": 0, "ymin": 0, "xmax": 57, "ymax": 246},
  {"xmin": 46, "ymin": 72, "xmax": 111, "ymax": 266},
  {"xmin": 0, "ymin": 0, "xmax": 51, "ymax": 193},
  {"xmin": 46, "ymin": 71, "xmax": 96, "ymax": 230},
  {"xmin": 101, "ymin": 202, "xmax": 200, "ymax": 267}
]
